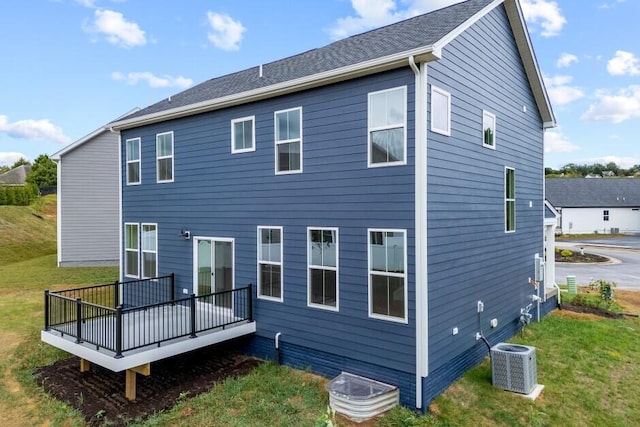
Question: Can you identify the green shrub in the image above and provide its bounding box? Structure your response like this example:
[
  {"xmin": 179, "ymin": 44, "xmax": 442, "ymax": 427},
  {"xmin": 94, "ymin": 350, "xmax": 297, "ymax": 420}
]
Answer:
[
  {"xmin": 589, "ymin": 279, "xmax": 616, "ymax": 302},
  {"xmin": 0, "ymin": 184, "xmax": 39, "ymax": 206},
  {"xmin": 560, "ymin": 249, "xmax": 573, "ymax": 257}
]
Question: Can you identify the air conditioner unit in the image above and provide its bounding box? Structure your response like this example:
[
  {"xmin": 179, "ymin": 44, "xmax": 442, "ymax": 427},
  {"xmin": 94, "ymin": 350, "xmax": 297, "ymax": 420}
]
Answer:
[{"xmin": 491, "ymin": 343, "xmax": 537, "ymax": 394}]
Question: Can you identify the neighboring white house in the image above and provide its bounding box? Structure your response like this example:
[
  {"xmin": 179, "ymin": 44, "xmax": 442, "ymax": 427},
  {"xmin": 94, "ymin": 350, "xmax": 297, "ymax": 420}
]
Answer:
[
  {"xmin": 52, "ymin": 111, "xmax": 137, "ymax": 266},
  {"xmin": 546, "ymin": 178, "xmax": 640, "ymax": 234}
]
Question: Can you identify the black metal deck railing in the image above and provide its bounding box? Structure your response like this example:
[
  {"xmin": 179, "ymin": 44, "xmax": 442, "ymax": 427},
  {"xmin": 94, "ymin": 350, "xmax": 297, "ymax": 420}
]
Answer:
[{"xmin": 44, "ymin": 276, "xmax": 253, "ymax": 358}]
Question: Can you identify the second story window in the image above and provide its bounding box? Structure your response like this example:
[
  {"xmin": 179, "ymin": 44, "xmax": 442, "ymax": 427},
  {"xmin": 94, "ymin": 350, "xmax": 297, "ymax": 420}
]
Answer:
[
  {"xmin": 483, "ymin": 110, "xmax": 496, "ymax": 149},
  {"xmin": 125, "ymin": 138, "xmax": 141, "ymax": 185},
  {"xmin": 232, "ymin": 116, "xmax": 255, "ymax": 153},
  {"xmin": 275, "ymin": 107, "xmax": 302, "ymax": 174},
  {"xmin": 603, "ymin": 210, "xmax": 609, "ymax": 221},
  {"xmin": 368, "ymin": 86, "xmax": 407, "ymax": 167},
  {"xmin": 156, "ymin": 131, "xmax": 174, "ymax": 183}
]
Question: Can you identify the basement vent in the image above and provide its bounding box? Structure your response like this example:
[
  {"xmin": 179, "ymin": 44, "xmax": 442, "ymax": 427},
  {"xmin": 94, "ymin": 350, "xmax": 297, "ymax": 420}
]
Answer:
[
  {"xmin": 326, "ymin": 372, "xmax": 399, "ymax": 422},
  {"xmin": 491, "ymin": 343, "xmax": 537, "ymax": 394}
]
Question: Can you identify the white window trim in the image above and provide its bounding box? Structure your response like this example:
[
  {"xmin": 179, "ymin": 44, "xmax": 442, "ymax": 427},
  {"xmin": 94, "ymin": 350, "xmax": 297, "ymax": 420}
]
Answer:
[
  {"xmin": 482, "ymin": 110, "xmax": 497, "ymax": 150},
  {"xmin": 307, "ymin": 227, "xmax": 339, "ymax": 312},
  {"xmin": 156, "ymin": 131, "xmax": 174, "ymax": 183},
  {"xmin": 141, "ymin": 223, "xmax": 158, "ymax": 279},
  {"xmin": 124, "ymin": 222, "xmax": 139, "ymax": 278},
  {"xmin": 257, "ymin": 226, "xmax": 284, "ymax": 302},
  {"xmin": 125, "ymin": 137, "xmax": 141, "ymax": 186},
  {"xmin": 430, "ymin": 86, "xmax": 451, "ymax": 136},
  {"xmin": 505, "ymin": 167, "xmax": 516, "ymax": 233},
  {"xmin": 367, "ymin": 228, "xmax": 408, "ymax": 323},
  {"xmin": 231, "ymin": 115, "xmax": 256, "ymax": 154},
  {"xmin": 368, "ymin": 86, "xmax": 407, "ymax": 168},
  {"xmin": 274, "ymin": 107, "xmax": 303, "ymax": 175}
]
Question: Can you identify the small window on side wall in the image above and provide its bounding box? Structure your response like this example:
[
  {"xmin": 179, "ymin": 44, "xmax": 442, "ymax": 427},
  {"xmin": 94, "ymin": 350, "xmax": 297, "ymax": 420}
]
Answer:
[
  {"xmin": 482, "ymin": 111, "xmax": 496, "ymax": 149},
  {"xmin": 431, "ymin": 86, "xmax": 451, "ymax": 136},
  {"xmin": 232, "ymin": 116, "xmax": 255, "ymax": 153},
  {"xmin": 505, "ymin": 167, "xmax": 515, "ymax": 232}
]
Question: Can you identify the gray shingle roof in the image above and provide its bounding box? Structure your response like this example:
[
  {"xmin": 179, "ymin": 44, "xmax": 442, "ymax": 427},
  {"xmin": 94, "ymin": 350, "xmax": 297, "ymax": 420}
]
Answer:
[
  {"xmin": 0, "ymin": 165, "xmax": 31, "ymax": 185},
  {"xmin": 546, "ymin": 178, "xmax": 640, "ymax": 208},
  {"xmin": 123, "ymin": 0, "xmax": 494, "ymax": 121}
]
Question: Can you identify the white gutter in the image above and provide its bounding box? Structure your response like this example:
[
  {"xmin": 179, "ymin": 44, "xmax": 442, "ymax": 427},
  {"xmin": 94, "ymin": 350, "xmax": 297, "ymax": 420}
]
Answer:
[
  {"xmin": 110, "ymin": 47, "xmax": 440, "ymax": 131},
  {"xmin": 409, "ymin": 55, "xmax": 429, "ymax": 410}
]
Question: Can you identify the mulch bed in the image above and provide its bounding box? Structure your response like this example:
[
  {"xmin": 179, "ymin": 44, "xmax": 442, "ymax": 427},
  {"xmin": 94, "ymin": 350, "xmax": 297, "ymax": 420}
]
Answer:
[
  {"xmin": 559, "ymin": 302, "xmax": 624, "ymax": 318},
  {"xmin": 35, "ymin": 344, "xmax": 262, "ymax": 426},
  {"xmin": 557, "ymin": 252, "xmax": 609, "ymax": 263}
]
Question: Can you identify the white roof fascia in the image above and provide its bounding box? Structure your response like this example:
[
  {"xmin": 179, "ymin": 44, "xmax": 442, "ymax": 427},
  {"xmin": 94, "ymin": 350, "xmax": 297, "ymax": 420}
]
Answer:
[
  {"xmin": 431, "ymin": 0, "xmax": 505, "ymax": 53},
  {"xmin": 109, "ymin": 47, "xmax": 440, "ymax": 131},
  {"xmin": 51, "ymin": 127, "xmax": 106, "ymax": 161},
  {"xmin": 52, "ymin": 108, "xmax": 140, "ymax": 161}
]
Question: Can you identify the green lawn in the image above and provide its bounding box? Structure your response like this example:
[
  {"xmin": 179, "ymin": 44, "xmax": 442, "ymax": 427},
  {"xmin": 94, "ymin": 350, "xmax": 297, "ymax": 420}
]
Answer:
[{"xmin": 2, "ymin": 197, "xmax": 640, "ymax": 426}]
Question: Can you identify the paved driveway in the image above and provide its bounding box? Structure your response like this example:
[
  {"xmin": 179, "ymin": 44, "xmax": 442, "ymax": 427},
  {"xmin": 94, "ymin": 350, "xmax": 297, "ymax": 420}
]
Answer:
[{"xmin": 555, "ymin": 237, "xmax": 640, "ymax": 290}]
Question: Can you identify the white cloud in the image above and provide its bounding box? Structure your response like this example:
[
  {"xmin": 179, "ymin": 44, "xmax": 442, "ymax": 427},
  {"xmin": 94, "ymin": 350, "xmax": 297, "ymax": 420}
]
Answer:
[
  {"xmin": 74, "ymin": 0, "xmax": 97, "ymax": 7},
  {"xmin": 544, "ymin": 128, "xmax": 580, "ymax": 153},
  {"xmin": 556, "ymin": 52, "xmax": 578, "ymax": 68},
  {"xmin": 607, "ymin": 50, "xmax": 640, "ymax": 76},
  {"xmin": 544, "ymin": 74, "xmax": 585, "ymax": 106},
  {"xmin": 0, "ymin": 152, "xmax": 28, "ymax": 166},
  {"xmin": 0, "ymin": 115, "xmax": 70, "ymax": 144},
  {"xmin": 206, "ymin": 12, "xmax": 246, "ymax": 51},
  {"xmin": 520, "ymin": 0, "xmax": 566, "ymax": 37},
  {"xmin": 599, "ymin": 0, "xmax": 627, "ymax": 9},
  {"xmin": 111, "ymin": 71, "xmax": 193, "ymax": 89},
  {"xmin": 329, "ymin": 0, "xmax": 566, "ymax": 40},
  {"xmin": 581, "ymin": 85, "xmax": 640, "ymax": 123},
  {"xmin": 329, "ymin": 0, "xmax": 466, "ymax": 39},
  {"xmin": 85, "ymin": 9, "xmax": 146, "ymax": 48}
]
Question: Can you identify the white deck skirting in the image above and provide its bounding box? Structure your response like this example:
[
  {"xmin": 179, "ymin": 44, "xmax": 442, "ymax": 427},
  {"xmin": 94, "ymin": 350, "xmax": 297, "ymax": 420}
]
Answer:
[{"xmin": 41, "ymin": 303, "xmax": 256, "ymax": 372}]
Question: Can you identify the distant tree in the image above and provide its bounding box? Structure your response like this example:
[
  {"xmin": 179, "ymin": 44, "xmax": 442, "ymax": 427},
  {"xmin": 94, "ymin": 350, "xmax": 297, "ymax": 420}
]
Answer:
[
  {"xmin": 11, "ymin": 157, "xmax": 31, "ymax": 169},
  {"xmin": 0, "ymin": 165, "xmax": 9, "ymax": 174},
  {"xmin": 26, "ymin": 154, "xmax": 57, "ymax": 188}
]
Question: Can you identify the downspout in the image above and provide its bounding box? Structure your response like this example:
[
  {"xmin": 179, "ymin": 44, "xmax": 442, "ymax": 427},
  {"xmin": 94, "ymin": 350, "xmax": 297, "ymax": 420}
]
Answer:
[
  {"xmin": 55, "ymin": 158, "xmax": 62, "ymax": 267},
  {"xmin": 409, "ymin": 55, "xmax": 429, "ymax": 410},
  {"xmin": 113, "ymin": 128, "xmax": 124, "ymax": 283}
]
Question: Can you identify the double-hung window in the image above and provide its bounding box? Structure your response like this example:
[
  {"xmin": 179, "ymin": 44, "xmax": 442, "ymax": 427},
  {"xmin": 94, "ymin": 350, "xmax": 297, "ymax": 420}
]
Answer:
[
  {"xmin": 156, "ymin": 131, "xmax": 174, "ymax": 182},
  {"xmin": 483, "ymin": 110, "xmax": 496, "ymax": 149},
  {"xmin": 308, "ymin": 228, "xmax": 338, "ymax": 310},
  {"xmin": 258, "ymin": 226, "xmax": 283, "ymax": 301},
  {"xmin": 274, "ymin": 108, "xmax": 302, "ymax": 174},
  {"xmin": 603, "ymin": 210, "xmax": 610, "ymax": 221},
  {"xmin": 125, "ymin": 138, "xmax": 141, "ymax": 185},
  {"xmin": 125, "ymin": 223, "xmax": 139, "ymax": 277},
  {"xmin": 505, "ymin": 167, "xmax": 516, "ymax": 232},
  {"xmin": 368, "ymin": 86, "xmax": 407, "ymax": 166},
  {"xmin": 368, "ymin": 229, "xmax": 407, "ymax": 322},
  {"xmin": 141, "ymin": 223, "xmax": 157, "ymax": 278},
  {"xmin": 232, "ymin": 116, "xmax": 255, "ymax": 153}
]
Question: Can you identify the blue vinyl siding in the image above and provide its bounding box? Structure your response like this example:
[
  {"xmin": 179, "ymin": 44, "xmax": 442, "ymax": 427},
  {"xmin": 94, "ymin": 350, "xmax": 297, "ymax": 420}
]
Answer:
[
  {"xmin": 121, "ymin": 68, "xmax": 418, "ymax": 375},
  {"xmin": 425, "ymin": 4, "xmax": 544, "ymax": 375}
]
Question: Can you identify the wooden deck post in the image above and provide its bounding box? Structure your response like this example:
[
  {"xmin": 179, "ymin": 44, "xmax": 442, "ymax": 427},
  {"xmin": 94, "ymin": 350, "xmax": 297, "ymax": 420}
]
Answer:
[
  {"xmin": 80, "ymin": 358, "xmax": 90, "ymax": 373},
  {"xmin": 125, "ymin": 363, "xmax": 151, "ymax": 401}
]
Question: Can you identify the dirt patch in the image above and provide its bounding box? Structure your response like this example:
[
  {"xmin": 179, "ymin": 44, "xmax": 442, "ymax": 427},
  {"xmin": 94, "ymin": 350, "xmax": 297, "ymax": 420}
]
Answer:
[
  {"xmin": 35, "ymin": 344, "xmax": 262, "ymax": 427},
  {"xmin": 558, "ymin": 302, "xmax": 623, "ymax": 318}
]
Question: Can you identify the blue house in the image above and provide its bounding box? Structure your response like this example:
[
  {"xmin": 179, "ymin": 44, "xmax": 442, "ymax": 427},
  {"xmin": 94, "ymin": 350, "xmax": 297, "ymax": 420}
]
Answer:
[{"xmin": 43, "ymin": 0, "xmax": 557, "ymax": 410}]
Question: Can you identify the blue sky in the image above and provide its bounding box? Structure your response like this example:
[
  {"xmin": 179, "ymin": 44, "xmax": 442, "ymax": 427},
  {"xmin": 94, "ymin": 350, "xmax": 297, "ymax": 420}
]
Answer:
[{"xmin": 1, "ymin": 0, "xmax": 638, "ymax": 169}]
